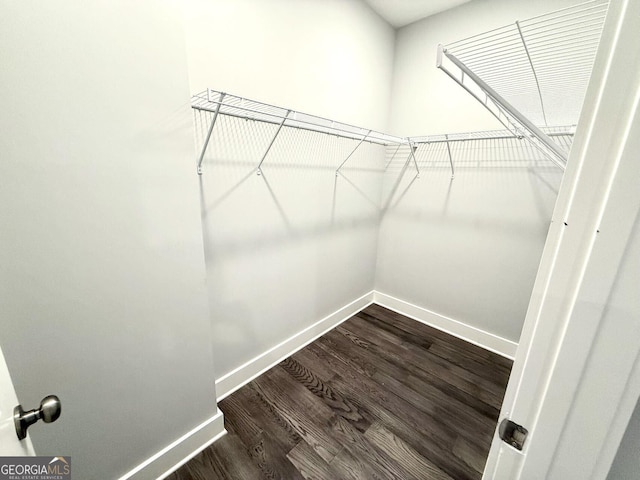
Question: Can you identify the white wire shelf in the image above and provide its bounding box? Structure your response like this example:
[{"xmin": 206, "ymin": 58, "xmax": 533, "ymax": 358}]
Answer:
[
  {"xmin": 192, "ymin": 89, "xmax": 408, "ymax": 175},
  {"xmin": 192, "ymin": 89, "xmax": 406, "ymax": 146},
  {"xmin": 410, "ymin": 125, "xmax": 576, "ymax": 144},
  {"xmin": 403, "ymin": 126, "xmax": 575, "ymax": 178},
  {"xmin": 191, "ymin": 89, "xmax": 574, "ymax": 178},
  {"xmin": 437, "ymin": 0, "xmax": 609, "ymax": 170},
  {"xmin": 445, "ymin": 0, "xmax": 608, "ymax": 127}
]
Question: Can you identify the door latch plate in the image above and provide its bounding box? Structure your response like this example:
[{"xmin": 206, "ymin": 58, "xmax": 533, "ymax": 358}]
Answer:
[{"xmin": 499, "ymin": 418, "xmax": 528, "ymax": 451}]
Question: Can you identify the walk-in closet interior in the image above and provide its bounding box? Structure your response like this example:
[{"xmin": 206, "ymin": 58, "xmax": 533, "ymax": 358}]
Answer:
[{"xmin": 2, "ymin": 0, "xmax": 639, "ymax": 479}]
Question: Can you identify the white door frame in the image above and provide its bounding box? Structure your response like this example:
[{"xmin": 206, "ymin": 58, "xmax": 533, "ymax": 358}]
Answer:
[{"xmin": 484, "ymin": 0, "xmax": 640, "ymax": 477}]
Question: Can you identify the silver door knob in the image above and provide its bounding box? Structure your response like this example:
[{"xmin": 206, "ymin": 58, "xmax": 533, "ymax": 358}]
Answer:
[{"xmin": 14, "ymin": 395, "xmax": 61, "ymax": 440}]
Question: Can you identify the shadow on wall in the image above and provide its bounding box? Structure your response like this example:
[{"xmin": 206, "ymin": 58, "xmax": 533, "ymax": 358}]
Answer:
[
  {"xmin": 376, "ymin": 136, "xmax": 567, "ymax": 344},
  {"xmin": 193, "ymin": 105, "xmax": 569, "ymax": 375},
  {"xmin": 195, "ymin": 111, "xmax": 385, "ymax": 255},
  {"xmin": 194, "ymin": 111, "xmax": 385, "ymax": 377},
  {"xmin": 383, "ymin": 136, "xmax": 568, "ymax": 221}
]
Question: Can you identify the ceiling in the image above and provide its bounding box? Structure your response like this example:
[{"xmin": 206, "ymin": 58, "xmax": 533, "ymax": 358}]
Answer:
[{"xmin": 363, "ymin": 0, "xmax": 473, "ymax": 28}]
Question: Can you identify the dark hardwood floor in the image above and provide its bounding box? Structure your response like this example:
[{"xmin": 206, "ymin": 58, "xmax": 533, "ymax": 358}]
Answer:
[{"xmin": 168, "ymin": 304, "xmax": 512, "ymax": 480}]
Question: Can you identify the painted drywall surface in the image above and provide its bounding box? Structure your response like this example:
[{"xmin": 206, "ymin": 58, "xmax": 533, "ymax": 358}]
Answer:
[
  {"xmin": 197, "ymin": 111, "xmax": 383, "ymax": 377},
  {"xmin": 182, "ymin": 0, "xmax": 395, "ymax": 132},
  {"xmin": 376, "ymin": 140, "xmax": 564, "ymax": 343},
  {"xmin": 380, "ymin": 0, "xmax": 579, "ymax": 344},
  {"xmin": 560, "ymin": 208, "xmax": 640, "ymax": 478},
  {"xmin": 184, "ymin": 0, "xmax": 393, "ymax": 380},
  {"xmin": 547, "ymin": 181, "xmax": 640, "ymax": 478},
  {"xmin": 389, "ymin": 0, "xmax": 578, "ymax": 136},
  {"xmin": 0, "ymin": 2, "xmax": 217, "ymax": 479}
]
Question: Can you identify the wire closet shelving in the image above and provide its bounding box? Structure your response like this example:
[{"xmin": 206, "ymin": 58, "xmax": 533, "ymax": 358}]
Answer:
[
  {"xmin": 191, "ymin": 1, "xmax": 608, "ymax": 178},
  {"xmin": 191, "ymin": 91, "xmax": 571, "ymax": 179},
  {"xmin": 436, "ymin": 0, "xmax": 609, "ymax": 170},
  {"xmin": 191, "ymin": 89, "xmax": 409, "ymax": 176}
]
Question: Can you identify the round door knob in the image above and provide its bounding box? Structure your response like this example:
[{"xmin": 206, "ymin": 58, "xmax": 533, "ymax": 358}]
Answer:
[
  {"xmin": 39, "ymin": 395, "xmax": 62, "ymax": 423},
  {"xmin": 14, "ymin": 395, "xmax": 61, "ymax": 440}
]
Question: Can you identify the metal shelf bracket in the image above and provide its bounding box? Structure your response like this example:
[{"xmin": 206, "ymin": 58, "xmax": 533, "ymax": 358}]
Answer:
[
  {"xmin": 408, "ymin": 139, "xmax": 420, "ymax": 177},
  {"xmin": 197, "ymin": 91, "xmax": 226, "ymax": 175},
  {"xmin": 445, "ymin": 135, "xmax": 455, "ymax": 179},
  {"xmin": 384, "ymin": 144, "xmax": 402, "ymax": 171},
  {"xmin": 191, "ymin": 90, "xmax": 411, "ymax": 176},
  {"xmin": 515, "ymin": 20, "xmax": 548, "ymax": 127},
  {"xmin": 257, "ymin": 110, "xmax": 291, "ymax": 176},
  {"xmin": 336, "ymin": 130, "xmax": 372, "ymax": 176},
  {"xmin": 436, "ymin": 44, "xmax": 568, "ymax": 170}
]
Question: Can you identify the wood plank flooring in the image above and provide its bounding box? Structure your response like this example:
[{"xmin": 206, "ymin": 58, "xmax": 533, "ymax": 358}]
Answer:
[{"xmin": 168, "ymin": 304, "xmax": 512, "ymax": 480}]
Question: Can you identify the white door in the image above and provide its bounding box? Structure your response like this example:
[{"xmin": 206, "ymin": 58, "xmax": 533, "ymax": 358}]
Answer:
[
  {"xmin": 0, "ymin": 345, "xmax": 35, "ymax": 456},
  {"xmin": 484, "ymin": 0, "xmax": 640, "ymax": 478}
]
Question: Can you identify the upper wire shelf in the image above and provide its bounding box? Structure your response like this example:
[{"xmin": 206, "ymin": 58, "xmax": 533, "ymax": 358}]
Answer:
[
  {"xmin": 444, "ymin": 0, "xmax": 609, "ymax": 128},
  {"xmin": 437, "ymin": 0, "xmax": 609, "ymax": 171}
]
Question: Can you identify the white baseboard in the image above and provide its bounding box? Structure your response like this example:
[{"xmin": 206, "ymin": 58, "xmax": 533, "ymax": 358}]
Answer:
[
  {"xmin": 116, "ymin": 290, "xmax": 513, "ymax": 480},
  {"xmin": 118, "ymin": 409, "xmax": 226, "ymax": 480},
  {"xmin": 373, "ymin": 291, "xmax": 518, "ymax": 360},
  {"xmin": 215, "ymin": 290, "xmax": 375, "ymax": 401}
]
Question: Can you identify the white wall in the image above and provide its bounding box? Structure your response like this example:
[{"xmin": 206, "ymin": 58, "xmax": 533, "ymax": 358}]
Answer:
[
  {"xmin": 182, "ymin": 0, "xmax": 395, "ymax": 131},
  {"xmin": 183, "ymin": 0, "xmax": 395, "ymax": 386},
  {"xmin": 197, "ymin": 113, "xmax": 383, "ymax": 381},
  {"xmin": 389, "ymin": 0, "xmax": 577, "ymax": 136},
  {"xmin": 0, "ymin": 1, "xmax": 219, "ymax": 479},
  {"xmin": 376, "ymin": 138, "xmax": 565, "ymax": 345},
  {"xmin": 376, "ymin": 0, "xmax": 580, "ymax": 347}
]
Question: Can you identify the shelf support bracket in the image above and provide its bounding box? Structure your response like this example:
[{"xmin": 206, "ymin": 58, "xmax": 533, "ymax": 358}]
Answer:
[
  {"xmin": 257, "ymin": 110, "xmax": 291, "ymax": 175},
  {"xmin": 436, "ymin": 44, "xmax": 567, "ymax": 170},
  {"xmin": 408, "ymin": 139, "xmax": 420, "ymax": 177},
  {"xmin": 445, "ymin": 135, "xmax": 455, "ymax": 178},
  {"xmin": 515, "ymin": 21, "xmax": 548, "ymax": 126},
  {"xmin": 382, "ymin": 148, "xmax": 418, "ymax": 211},
  {"xmin": 336, "ymin": 130, "xmax": 372, "ymax": 176},
  {"xmin": 197, "ymin": 91, "xmax": 226, "ymax": 175},
  {"xmin": 384, "ymin": 144, "xmax": 402, "ymax": 171}
]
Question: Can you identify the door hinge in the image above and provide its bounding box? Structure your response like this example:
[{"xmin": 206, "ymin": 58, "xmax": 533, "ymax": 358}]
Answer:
[{"xmin": 499, "ymin": 418, "xmax": 528, "ymax": 451}]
